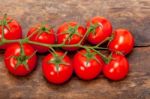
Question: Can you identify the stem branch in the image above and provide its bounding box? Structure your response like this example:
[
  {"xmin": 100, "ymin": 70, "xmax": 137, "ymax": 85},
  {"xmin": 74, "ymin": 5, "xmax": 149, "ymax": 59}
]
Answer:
[{"xmin": 0, "ymin": 14, "xmax": 110, "ymax": 64}]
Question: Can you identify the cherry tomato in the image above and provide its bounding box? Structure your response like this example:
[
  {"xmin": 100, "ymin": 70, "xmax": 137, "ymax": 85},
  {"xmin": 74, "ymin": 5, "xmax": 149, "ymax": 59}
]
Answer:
[
  {"xmin": 57, "ymin": 22, "xmax": 86, "ymax": 51},
  {"xmin": 103, "ymin": 53, "xmax": 129, "ymax": 81},
  {"xmin": 4, "ymin": 43, "xmax": 37, "ymax": 76},
  {"xmin": 73, "ymin": 50, "xmax": 104, "ymax": 80},
  {"xmin": 108, "ymin": 29, "xmax": 134, "ymax": 55},
  {"xmin": 42, "ymin": 51, "xmax": 73, "ymax": 84},
  {"xmin": 27, "ymin": 24, "xmax": 55, "ymax": 53},
  {"xmin": 87, "ymin": 16, "xmax": 112, "ymax": 44},
  {"xmin": 0, "ymin": 16, "xmax": 22, "ymax": 49}
]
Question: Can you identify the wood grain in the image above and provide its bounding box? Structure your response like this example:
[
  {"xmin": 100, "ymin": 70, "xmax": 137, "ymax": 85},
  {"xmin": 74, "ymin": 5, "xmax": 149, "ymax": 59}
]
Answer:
[{"xmin": 0, "ymin": 0, "xmax": 150, "ymax": 99}]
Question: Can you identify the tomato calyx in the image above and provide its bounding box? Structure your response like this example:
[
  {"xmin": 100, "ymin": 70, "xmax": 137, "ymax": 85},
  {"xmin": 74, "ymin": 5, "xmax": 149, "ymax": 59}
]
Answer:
[
  {"xmin": 39, "ymin": 22, "xmax": 53, "ymax": 33},
  {"xmin": 48, "ymin": 51, "xmax": 69, "ymax": 72},
  {"xmin": 15, "ymin": 55, "xmax": 30, "ymax": 70},
  {"xmin": 104, "ymin": 53, "xmax": 113, "ymax": 64},
  {"xmin": 36, "ymin": 23, "xmax": 53, "ymax": 39},
  {"xmin": 105, "ymin": 52, "xmax": 124, "ymax": 64},
  {"xmin": 62, "ymin": 24, "xmax": 82, "ymax": 43},
  {"xmin": 68, "ymin": 25, "xmax": 80, "ymax": 35},
  {"xmin": 0, "ymin": 14, "xmax": 13, "ymax": 43},
  {"xmin": 13, "ymin": 43, "xmax": 36, "ymax": 71},
  {"xmin": 27, "ymin": 22, "xmax": 54, "ymax": 40},
  {"xmin": 87, "ymin": 23, "xmax": 102, "ymax": 35},
  {"xmin": 107, "ymin": 33, "xmax": 114, "ymax": 43},
  {"xmin": 83, "ymin": 49, "xmax": 100, "ymax": 65},
  {"xmin": 0, "ymin": 14, "xmax": 12, "ymax": 29}
]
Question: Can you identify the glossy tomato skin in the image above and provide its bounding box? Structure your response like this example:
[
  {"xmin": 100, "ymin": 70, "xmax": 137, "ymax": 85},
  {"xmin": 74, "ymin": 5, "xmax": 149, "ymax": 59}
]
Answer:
[
  {"xmin": 42, "ymin": 51, "xmax": 73, "ymax": 84},
  {"xmin": 57, "ymin": 22, "xmax": 86, "ymax": 51},
  {"xmin": 4, "ymin": 43, "xmax": 37, "ymax": 76},
  {"xmin": 103, "ymin": 54, "xmax": 129, "ymax": 81},
  {"xmin": 108, "ymin": 29, "xmax": 134, "ymax": 55},
  {"xmin": 27, "ymin": 24, "xmax": 55, "ymax": 53},
  {"xmin": 87, "ymin": 16, "xmax": 112, "ymax": 44},
  {"xmin": 0, "ymin": 17, "xmax": 22, "ymax": 49},
  {"xmin": 73, "ymin": 50, "xmax": 104, "ymax": 80}
]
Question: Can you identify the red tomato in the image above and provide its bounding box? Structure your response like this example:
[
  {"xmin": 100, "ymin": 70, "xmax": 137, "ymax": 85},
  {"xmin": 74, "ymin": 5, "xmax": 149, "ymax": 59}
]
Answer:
[
  {"xmin": 27, "ymin": 24, "xmax": 55, "ymax": 53},
  {"xmin": 87, "ymin": 16, "xmax": 112, "ymax": 44},
  {"xmin": 4, "ymin": 43, "xmax": 37, "ymax": 76},
  {"xmin": 73, "ymin": 50, "xmax": 104, "ymax": 80},
  {"xmin": 103, "ymin": 54, "xmax": 129, "ymax": 81},
  {"xmin": 42, "ymin": 51, "xmax": 73, "ymax": 84},
  {"xmin": 0, "ymin": 16, "xmax": 22, "ymax": 49},
  {"xmin": 57, "ymin": 22, "xmax": 86, "ymax": 51},
  {"xmin": 108, "ymin": 29, "xmax": 134, "ymax": 55}
]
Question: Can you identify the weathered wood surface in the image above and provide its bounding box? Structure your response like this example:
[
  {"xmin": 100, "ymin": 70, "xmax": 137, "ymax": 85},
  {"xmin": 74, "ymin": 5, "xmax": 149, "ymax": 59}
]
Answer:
[{"xmin": 0, "ymin": 0, "xmax": 150, "ymax": 99}]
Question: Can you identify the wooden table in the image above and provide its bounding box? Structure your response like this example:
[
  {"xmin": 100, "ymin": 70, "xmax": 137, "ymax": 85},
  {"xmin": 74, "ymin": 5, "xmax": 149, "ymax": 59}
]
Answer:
[{"xmin": 0, "ymin": 0, "xmax": 150, "ymax": 99}]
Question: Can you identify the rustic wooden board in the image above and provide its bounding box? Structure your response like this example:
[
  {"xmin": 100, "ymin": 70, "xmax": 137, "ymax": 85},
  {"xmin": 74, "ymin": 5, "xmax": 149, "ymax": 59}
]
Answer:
[{"xmin": 0, "ymin": 0, "xmax": 150, "ymax": 99}]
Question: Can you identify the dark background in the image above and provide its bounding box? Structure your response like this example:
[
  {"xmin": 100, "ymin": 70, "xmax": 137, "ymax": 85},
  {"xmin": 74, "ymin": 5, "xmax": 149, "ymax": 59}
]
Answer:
[{"xmin": 0, "ymin": 0, "xmax": 150, "ymax": 99}]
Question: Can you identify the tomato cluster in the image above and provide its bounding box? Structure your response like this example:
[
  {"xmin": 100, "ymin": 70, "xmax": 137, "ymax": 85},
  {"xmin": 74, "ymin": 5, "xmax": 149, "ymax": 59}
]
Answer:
[{"xmin": 0, "ymin": 15, "xmax": 134, "ymax": 84}]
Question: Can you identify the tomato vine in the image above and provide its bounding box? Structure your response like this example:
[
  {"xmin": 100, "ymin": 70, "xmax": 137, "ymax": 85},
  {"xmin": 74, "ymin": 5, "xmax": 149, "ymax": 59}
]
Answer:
[{"xmin": 0, "ymin": 14, "xmax": 134, "ymax": 83}]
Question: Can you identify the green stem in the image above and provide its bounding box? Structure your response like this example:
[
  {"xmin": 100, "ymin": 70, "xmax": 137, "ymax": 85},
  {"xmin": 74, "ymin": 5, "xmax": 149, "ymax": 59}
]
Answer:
[
  {"xmin": 49, "ymin": 47, "xmax": 57, "ymax": 55},
  {"xmin": 1, "ymin": 38, "xmax": 107, "ymax": 50},
  {"xmin": 0, "ymin": 13, "xmax": 110, "ymax": 64},
  {"xmin": 96, "ymin": 37, "xmax": 110, "ymax": 47},
  {"xmin": 0, "ymin": 34, "xmax": 109, "ymax": 63},
  {"xmin": 31, "ymin": 41, "xmax": 106, "ymax": 50},
  {"xmin": 78, "ymin": 28, "xmax": 90, "ymax": 44},
  {"xmin": 26, "ymin": 28, "xmax": 40, "ymax": 39},
  {"xmin": 91, "ymin": 48, "xmax": 108, "ymax": 63},
  {"xmin": 4, "ymin": 39, "xmax": 21, "ymax": 43},
  {"xmin": 1, "ymin": 18, "xmax": 5, "ymax": 41}
]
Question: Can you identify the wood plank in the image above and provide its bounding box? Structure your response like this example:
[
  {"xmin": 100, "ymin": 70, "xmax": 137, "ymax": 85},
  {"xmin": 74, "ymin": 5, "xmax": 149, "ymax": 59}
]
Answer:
[
  {"xmin": 0, "ymin": 0, "xmax": 150, "ymax": 98},
  {"xmin": 0, "ymin": 0, "xmax": 150, "ymax": 46},
  {"xmin": 0, "ymin": 47, "xmax": 150, "ymax": 99}
]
